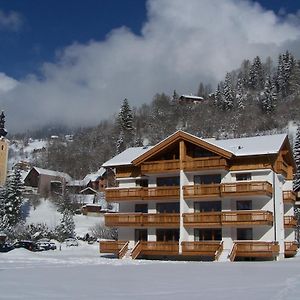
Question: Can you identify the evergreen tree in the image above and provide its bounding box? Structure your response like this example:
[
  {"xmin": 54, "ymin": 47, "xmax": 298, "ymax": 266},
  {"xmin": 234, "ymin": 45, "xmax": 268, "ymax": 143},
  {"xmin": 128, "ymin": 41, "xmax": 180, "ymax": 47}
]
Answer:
[
  {"xmin": 116, "ymin": 98, "xmax": 135, "ymax": 153},
  {"xmin": 222, "ymin": 73, "xmax": 234, "ymax": 110},
  {"xmin": 289, "ymin": 60, "xmax": 300, "ymax": 95},
  {"xmin": 235, "ymin": 75, "xmax": 246, "ymax": 110},
  {"xmin": 213, "ymin": 84, "xmax": 223, "ymax": 109},
  {"xmin": 293, "ymin": 126, "xmax": 300, "ymax": 191},
  {"xmin": 3, "ymin": 168, "xmax": 23, "ymax": 228},
  {"xmin": 249, "ymin": 56, "xmax": 264, "ymax": 90},
  {"xmin": 260, "ymin": 76, "xmax": 277, "ymax": 114},
  {"xmin": 172, "ymin": 90, "xmax": 179, "ymax": 103},
  {"xmin": 55, "ymin": 209, "xmax": 75, "ymax": 242}
]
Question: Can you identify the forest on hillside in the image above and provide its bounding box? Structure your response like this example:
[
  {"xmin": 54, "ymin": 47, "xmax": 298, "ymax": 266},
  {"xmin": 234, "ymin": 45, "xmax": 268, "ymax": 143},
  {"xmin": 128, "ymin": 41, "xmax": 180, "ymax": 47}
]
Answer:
[{"xmin": 18, "ymin": 51, "xmax": 300, "ymax": 178}]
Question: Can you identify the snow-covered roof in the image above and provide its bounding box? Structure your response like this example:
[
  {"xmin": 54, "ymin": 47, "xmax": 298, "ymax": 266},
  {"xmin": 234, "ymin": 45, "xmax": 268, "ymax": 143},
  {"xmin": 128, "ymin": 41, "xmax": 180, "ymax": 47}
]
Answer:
[
  {"xmin": 180, "ymin": 95, "xmax": 204, "ymax": 100},
  {"xmin": 101, "ymin": 131, "xmax": 288, "ymax": 167},
  {"xmin": 102, "ymin": 146, "xmax": 153, "ymax": 167},
  {"xmin": 83, "ymin": 167, "xmax": 106, "ymax": 182},
  {"xmin": 71, "ymin": 194, "xmax": 95, "ymax": 204},
  {"xmin": 67, "ymin": 180, "xmax": 84, "ymax": 187},
  {"xmin": 33, "ymin": 167, "xmax": 72, "ymax": 182},
  {"xmin": 211, "ymin": 134, "xmax": 287, "ymax": 156}
]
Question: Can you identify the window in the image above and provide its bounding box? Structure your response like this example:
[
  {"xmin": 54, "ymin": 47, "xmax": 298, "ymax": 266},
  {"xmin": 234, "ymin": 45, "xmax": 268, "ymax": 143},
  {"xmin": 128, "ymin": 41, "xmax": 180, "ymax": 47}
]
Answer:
[
  {"xmin": 135, "ymin": 204, "xmax": 148, "ymax": 213},
  {"xmin": 236, "ymin": 200, "xmax": 252, "ymax": 210},
  {"xmin": 194, "ymin": 174, "xmax": 221, "ymax": 185},
  {"xmin": 236, "ymin": 173, "xmax": 251, "ymax": 181},
  {"xmin": 135, "ymin": 229, "xmax": 147, "ymax": 242},
  {"xmin": 194, "ymin": 229, "xmax": 222, "ymax": 241},
  {"xmin": 156, "ymin": 202, "xmax": 179, "ymax": 213},
  {"xmin": 156, "ymin": 229, "xmax": 179, "ymax": 241},
  {"xmin": 157, "ymin": 176, "xmax": 179, "ymax": 186},
  {"xmin": 136, "ymin": 179, "xmax": 148, "ymax": 187},
  {"xmin": 194, "ymin": 201, "xmax": 221, "ymax": 212},
  {"xmin": 237, "ymin": 228, "xmax": 253, "ymax": 240}
]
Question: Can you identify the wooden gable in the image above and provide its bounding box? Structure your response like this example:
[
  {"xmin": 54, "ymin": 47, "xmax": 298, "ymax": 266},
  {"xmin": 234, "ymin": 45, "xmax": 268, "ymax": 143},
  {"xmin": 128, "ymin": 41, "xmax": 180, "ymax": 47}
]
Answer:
[{"xmin": 132, "ymin": 131, "xmax": 233, "ymax": 166}]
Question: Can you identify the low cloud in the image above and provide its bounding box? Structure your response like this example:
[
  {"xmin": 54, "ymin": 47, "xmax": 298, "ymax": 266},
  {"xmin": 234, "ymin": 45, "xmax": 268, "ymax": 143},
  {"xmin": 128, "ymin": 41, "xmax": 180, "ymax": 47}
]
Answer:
[
  {"xmin": 1, "ymin": 0, "xmax": 300, "ymax": 132},
  {"xmin": 0, "ymin": 10, "xmax": 22, "ymax": 31}
]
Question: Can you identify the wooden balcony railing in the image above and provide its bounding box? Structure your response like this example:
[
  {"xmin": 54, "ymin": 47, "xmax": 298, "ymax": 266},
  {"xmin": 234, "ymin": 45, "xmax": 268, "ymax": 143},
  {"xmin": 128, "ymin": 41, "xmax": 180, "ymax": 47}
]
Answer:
[
  {"xmin": 99, "ymin": 240, "xmax": 129, "ymax": 258},
  {"xmin": 221, "ymin": 181, "xmax": 272, "ymax": 197},
  {"xmin": 222, "ymin": 210, "xmax": 273, "ymax": 226},
  {"xmin": 106, "ymin": 186, "xmax": 180, "ymax": 202},
  {"xmin": 183, "ymin": 184, "xmax": 221, "ymax": 199},
  {"xmin": 181, "ymin": 241, "xmax": 223, "ymax": 260},
  {"xmin": 283, "ymin": 191, "xmax": 296, "ymax": 204},
  {"xmin": 183, "ymin": 181, "xmax": 272, "ymax": 200},
  {"xmin": 233, "ymin": 241, "xmax": 279, "ymax": 259},
  {"xmin": 284, "ymin": 241, "xmax": 298, "ymax": 257},
  {"xmin": 183, "ymin": 212, "xmax": 222, "ymax": 227},
  {"xmin": 284, "ymin": 216, "xmax": 297, "ymax": 228},
  {"xmin": 183, "ymin": 211, "xmax": 273, "ymax": 227},
  {"xmin": 141, "ymin": 159, "xmax": 180, "ymax": 174},
  {"xmin": 183, "ymin": 157, "xmax": 228, "ymax": 171},
  {"xmin": 105, "ymin": 213, "xmax": 179, "ymax": 228},
  {"xmin": 134, "ymin": 241, "xmax": 179, "ymax": 257}
]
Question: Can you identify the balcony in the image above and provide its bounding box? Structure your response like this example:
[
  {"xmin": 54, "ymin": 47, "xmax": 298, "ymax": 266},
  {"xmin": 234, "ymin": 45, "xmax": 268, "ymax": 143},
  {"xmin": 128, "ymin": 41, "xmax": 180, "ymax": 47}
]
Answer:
[
  {"xmin": 132, "ymin": 241, "xmax": 179, "ymax": 258},
  {"xmin": 284, "ymin": 241, "xmax": 298, "ymax": 258},
  {"xmin": 181, "ymin": 241, "xmax": 223, "ymax": 260},
  {"xmin": 105, "ymin": 213, "xmax": 179, "ymax": 228},
  {"xmin": 183, "ymin": 211, "xmax": 273, "ymax": 227},
  {"xmin": 183, "ymin": 184, "xmax": 221, "ymax": 199},
  {"xmin": 183, "ymin": 181, "xmax": 272, "ymax": 200},
  {"xmin": 283, "ymin": 191, "xmax": 296, "ymax": 204},
  {"xmin": 141, "ymin": 160, "xmax": 180, "ymax": 174},
  {"xmin": 183, "ymin": 212, "xmax": 222, "ymax": 227},
  {"xmin": 222, "ymin": 210, "xmax": 273, "ymax": 226},
  {"xmin": 106, "ymin": 186, "xmax": 180, "ymax": 202},
  {"xmin": 99, "ymin": 240, "xmax": 129, "ymax": 258},
  {"xmin": 221, "ymin": 181, "xmax": 272, "ymax": 197},
  {"xmin": 183, "ymin": 157, "xmax": 228, "ymax": 172},
  {"xmin": 230, "ymin": 241, "xmax": 279, "ymax": 260},
  {"xmin": 284, "ymin": 216, "xmax": 297, "ymax": 228}
]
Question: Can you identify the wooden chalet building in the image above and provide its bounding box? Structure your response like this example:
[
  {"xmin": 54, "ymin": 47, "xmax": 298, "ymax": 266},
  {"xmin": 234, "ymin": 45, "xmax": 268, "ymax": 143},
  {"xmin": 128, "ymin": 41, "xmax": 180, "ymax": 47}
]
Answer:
[{"xmin": 100, "ymin": 131, "xmax": 297, "ymax": 261}]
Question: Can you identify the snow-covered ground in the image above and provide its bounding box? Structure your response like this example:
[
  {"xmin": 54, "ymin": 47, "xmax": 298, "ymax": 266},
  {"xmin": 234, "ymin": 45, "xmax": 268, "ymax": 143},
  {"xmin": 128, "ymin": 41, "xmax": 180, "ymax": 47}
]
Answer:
[
  {"xmin": 25, "ymin": 198, "xmax": 104, "ymax": 236},
  {"xmin": 0, "ymin": 243, "xmax": 299, "ymax": 300}
]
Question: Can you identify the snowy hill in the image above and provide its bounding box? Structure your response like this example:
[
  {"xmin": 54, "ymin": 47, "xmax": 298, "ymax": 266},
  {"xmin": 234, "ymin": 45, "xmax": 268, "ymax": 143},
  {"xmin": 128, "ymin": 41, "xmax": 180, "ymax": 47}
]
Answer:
[{"xmin": 25, "ymin": 198, "xmax": 104, "ymax": 237}]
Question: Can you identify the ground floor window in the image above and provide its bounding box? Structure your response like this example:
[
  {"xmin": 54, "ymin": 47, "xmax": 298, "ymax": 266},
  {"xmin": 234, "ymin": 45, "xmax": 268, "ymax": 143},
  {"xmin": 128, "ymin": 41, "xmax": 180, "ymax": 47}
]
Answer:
[
  {"xmin": 156, "ymin": 229, "xmax": 179, "ymax": 241},
  {"xmin": 194, "ymin": 228, "xmax": 222, "ymax": 241},
  {"xmin": 135, "ymin": 229, "xmax": 148, "ymax": 242}
]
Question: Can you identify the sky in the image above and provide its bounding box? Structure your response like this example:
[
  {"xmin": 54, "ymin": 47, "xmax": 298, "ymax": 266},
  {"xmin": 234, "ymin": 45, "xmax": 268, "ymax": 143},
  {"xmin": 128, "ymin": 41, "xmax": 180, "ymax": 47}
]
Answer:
[{"xmin": 0, "ymin": 0, "xmax": 300, "ymax": 132}]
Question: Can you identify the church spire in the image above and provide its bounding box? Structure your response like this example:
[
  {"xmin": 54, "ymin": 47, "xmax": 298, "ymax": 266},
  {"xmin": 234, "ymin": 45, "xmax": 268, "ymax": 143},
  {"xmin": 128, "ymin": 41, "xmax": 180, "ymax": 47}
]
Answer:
[{"xmin": 0, "ymin": 111, "xmax": 8, "ymax": 137}]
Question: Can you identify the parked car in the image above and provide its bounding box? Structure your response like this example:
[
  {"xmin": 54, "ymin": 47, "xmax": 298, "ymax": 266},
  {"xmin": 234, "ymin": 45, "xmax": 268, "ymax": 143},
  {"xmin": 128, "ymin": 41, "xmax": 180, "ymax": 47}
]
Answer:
[
  {"xmin": 49, "ymin": 242, "xmax": 57, "ymax": 250},
  {"xmin": 65, "ymin": 238, "xmax": 79, "ymax": 247},
  {"xmin": 13, "ymin": 240, "xmax": 39, "ymax": 252},
  {"xmin": 36, "ymin": 241, "xmax": 51, "ymax": 251},
  {"xmin": 0, "ymin": 242, "xmax": 14, "ymax": 253}
]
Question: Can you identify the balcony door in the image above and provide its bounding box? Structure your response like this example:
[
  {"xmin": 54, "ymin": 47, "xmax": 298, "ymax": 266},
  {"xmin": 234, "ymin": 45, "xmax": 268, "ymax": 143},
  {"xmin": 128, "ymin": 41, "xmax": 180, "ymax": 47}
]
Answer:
[
  {"xmin": 157, "ymin": 202, "xmax": 179, "ymax": 213},
  {"xmin": 236, "ymin": 200, "xmax": 252, "ymax": 210},
  {"xmin": 194, "ymin": 174, "xmax": 221, "ymax": 185},
  {"xmin": 194, "ymin": 201, "xmax": 221, "ymax": 212},
  {"xmin": 135, "ymin": 229, "xmax": 147, "ymax": 243},
  {"xmin": 156, "ymin": 229, "xmax": 179, "ymax": 242},
  {"xmin": 157, "ymin": 176, "xmax": 180, "ymax": 187},
  {"xmin": 194, "ymin": 229, "xmax": 221, "ymax": 241},
  {"xmin": 135, "ymin": 204, "xmax": 148, "ymax": 213},
  {"xmin": 237, "ymin": 228, "xmax": 253, "ymax": 240}
]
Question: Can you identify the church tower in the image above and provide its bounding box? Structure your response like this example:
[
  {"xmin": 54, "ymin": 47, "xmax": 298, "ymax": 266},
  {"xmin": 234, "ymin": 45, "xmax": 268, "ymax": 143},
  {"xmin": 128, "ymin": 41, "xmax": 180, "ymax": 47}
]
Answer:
[{"xmin": 0, "ymin": 111, "xmax": 8, "ymax": 186}]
